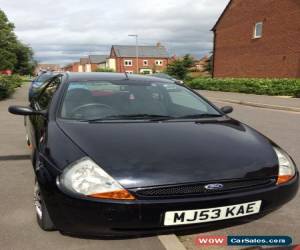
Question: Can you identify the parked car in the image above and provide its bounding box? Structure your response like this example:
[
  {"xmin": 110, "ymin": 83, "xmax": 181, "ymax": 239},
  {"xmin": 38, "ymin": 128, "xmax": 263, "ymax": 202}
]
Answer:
[
  {"xmin": 150, "ymin": 73, "xmax": 184, "ymax": 84},
  {"xmin": 9, "ymin": 73, "xmax": 298, "ymax": 237},
  {"xmin": 28, "ymin": 72, "xmax": 57, "ymax": 101}
]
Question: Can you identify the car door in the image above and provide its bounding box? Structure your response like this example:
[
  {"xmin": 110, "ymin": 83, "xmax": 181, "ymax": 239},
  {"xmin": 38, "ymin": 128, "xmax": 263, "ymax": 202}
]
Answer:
[{"xmin": 27, "ymin": 76, "xmax": 61, "ymax": 160}]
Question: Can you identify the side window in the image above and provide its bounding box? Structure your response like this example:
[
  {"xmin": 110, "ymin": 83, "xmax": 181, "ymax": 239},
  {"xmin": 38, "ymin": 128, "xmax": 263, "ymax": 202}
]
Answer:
[
  {"xmin": 37, "ymin": 77, "xmax": 60, "ymax": 110},
  {"xmin": 253, "ymin": 22, "xmax": 263, "ymax": 39}
]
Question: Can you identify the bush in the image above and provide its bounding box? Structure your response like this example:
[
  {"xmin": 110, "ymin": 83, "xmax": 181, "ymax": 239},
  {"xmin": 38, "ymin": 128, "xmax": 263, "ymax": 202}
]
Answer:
[
  {"xmin": 94, "ymin": 68, "xmax": 115, "ymax": 72},
  {"xmin": 166, "ymin": 54, "xmax": 194, "ymax": 80},
  {"xmin": 188, "ymin": 78, "xmax": 300, "ymax": 97},
  {"xmin": 0, "ymin": 75, "xmax": 22, "ymax": 100}
]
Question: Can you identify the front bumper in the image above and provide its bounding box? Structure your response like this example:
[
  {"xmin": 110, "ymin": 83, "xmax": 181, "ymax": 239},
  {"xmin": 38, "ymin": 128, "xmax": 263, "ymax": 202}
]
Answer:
[{"xmin": 42, "ymin": 174, "xmax": 299, "ymax": 238}]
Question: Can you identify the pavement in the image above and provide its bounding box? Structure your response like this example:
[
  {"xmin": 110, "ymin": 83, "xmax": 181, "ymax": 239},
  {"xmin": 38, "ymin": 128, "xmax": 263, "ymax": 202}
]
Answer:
[
  {"xmin": 0, "ymin": 85, "xmax": 168, "ymax": 250},
  {"xmin": 181, "ymin": 91, "xmax": 300, "ymax": 250},
  {"xmin": 197, "ymin": 90, "xmax": 300, "ymax": 112},
  {"xmin": 1, "ymin": 86, "xmax": 299, "ymax": 250}
]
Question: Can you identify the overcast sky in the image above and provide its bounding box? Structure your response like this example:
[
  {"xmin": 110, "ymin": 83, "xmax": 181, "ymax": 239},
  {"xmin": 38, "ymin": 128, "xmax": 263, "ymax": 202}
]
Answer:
[{"xmin": 0, "ymin": 0, "xmax": 229, "ymax": 65}]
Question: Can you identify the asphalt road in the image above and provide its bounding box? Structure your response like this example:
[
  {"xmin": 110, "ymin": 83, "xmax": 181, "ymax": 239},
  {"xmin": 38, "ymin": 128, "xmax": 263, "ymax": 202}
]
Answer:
[
  {"xmin": 0, "ymin": 86, "xmax": 166, "ymax": 250},
  {"xmin": 181, "ymin": 98, "xmax": 300, "ymax": 250},
  {"xmin": 1, "ymin": 85, "xmax": 299, "ymax": 250}
]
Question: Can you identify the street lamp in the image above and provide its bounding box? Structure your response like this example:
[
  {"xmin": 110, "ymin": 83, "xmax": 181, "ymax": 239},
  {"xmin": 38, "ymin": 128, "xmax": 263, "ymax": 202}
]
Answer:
[{"xmin": 128, "ymin": 34, "xmax": 139, "ymax": 74}]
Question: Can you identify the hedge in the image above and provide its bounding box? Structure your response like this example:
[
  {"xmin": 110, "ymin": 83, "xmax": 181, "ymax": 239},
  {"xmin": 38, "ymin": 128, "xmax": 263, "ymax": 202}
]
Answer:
[
  {"xmin": 188, "ymin": 78, "xmax": 300, "ymax": 98},
  {"xmin": 94, "ymin": 68, "xmax": 115, "ymax": 72},
  {"xmin": 0, "ymin": 75, "xmax": 23, "ymax": 100}
]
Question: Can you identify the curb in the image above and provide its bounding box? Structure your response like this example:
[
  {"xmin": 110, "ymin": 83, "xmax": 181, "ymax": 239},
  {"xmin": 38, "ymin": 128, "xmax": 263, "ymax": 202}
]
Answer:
[
  {"xmin": 158, "ymin": 234, "xmax": 187, "ymax": 250},
  {"xmin": 208, "ymin": 97, "xmax": 300, "ymax": 113}
]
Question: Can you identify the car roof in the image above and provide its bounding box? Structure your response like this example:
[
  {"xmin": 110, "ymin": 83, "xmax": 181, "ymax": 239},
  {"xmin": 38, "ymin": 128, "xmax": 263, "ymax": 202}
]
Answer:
[
  {"xmin": 64, "ymin": 72, "xmax": 175, "ymax": 84},
  {"xmin": 151, "ymin": 73, "xmax": 173, "ymax": 79}
]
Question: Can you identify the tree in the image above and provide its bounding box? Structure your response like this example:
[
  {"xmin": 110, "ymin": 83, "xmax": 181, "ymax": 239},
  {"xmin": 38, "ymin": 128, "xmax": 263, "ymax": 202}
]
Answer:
[
  {"xmin": 182, "ymin": 54, "xmax": 194, "ymax": 69},
  {"xmin": 0, "ymin": 10, "xmax": 17, "ymax": 70},
  {"xmin": 204, "ymin": 53, "xmax": 213, "ymax": 75},
  {"xmin": 0, "ymin": 9, "xmax": 35, "ymax": 75},
  {"xmin": 166, "ymin": 54, "xmax": 194, "ymax": 80},
  {"xmin": 14, "ymin": 42, "xmax": 36, "ymax": 75}
]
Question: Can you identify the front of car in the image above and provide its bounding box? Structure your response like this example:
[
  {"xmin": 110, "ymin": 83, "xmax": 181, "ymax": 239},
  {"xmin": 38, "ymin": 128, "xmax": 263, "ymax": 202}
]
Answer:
[{"xmin": 39, "ymin": 74, "xmax": 298, "ymax": 237}]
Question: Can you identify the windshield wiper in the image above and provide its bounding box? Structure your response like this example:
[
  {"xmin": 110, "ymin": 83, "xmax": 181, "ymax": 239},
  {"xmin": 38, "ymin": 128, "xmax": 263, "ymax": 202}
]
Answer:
[
  {"xmin": 81, "ymin": 113, "xmax": 222, "ymax": 123},
  {"xmin": 86, "ymin": 114, "xmax": 175, "ymax": 122},
  {"xmin": 176, "ymin": 113, "xmax": 223, "ymax": 119}
]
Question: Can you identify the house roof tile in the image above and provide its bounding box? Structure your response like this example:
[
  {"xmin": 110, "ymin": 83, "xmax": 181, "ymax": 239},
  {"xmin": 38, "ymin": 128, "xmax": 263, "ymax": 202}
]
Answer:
[
  {"xmin": 112, "ymin": 45, "xmax": 169, "ymax": 58},
  {"xmin": 89, "ymin": 55, "xmax": 108, "ymax": 64}
]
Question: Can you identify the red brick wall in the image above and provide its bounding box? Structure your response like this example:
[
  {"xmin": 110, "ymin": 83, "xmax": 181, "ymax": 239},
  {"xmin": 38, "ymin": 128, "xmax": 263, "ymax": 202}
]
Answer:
[
  {"xmin": 213, "ymin": 0, "xmax": 300, "ymax": 78},
  {"xmin": 91, "ymin": 64, "xmax": 98, "ymax": 72},
  {"xmin": 114, "ymin": 57, "xmax": 169, "ymax": 73},
  {"xmin": 63, "ymin": 63, "xmax": 80, "ymax": 72}
]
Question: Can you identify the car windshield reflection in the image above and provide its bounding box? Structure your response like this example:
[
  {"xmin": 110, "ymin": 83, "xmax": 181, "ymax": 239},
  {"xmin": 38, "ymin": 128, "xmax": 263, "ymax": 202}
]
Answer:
[{"xmin": 60, "ymin": 81, "xmax": 221, "ymax": 121}]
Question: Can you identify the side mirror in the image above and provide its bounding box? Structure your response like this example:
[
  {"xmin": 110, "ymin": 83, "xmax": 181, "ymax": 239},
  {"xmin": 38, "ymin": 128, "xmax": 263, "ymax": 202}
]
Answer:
[
  {"xmin": 221, "ymin": 106, "xmax": 233, "ymax": 114},
  {"xmin": 8, "ymin": 105, "xmax": 46, "ymax": 117}
]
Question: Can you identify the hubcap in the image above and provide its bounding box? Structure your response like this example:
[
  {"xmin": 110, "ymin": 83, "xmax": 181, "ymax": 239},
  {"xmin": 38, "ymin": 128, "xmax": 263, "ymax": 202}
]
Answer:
[{"xmin": 34, "ymin": 182, "xmax": 42, "ymax": 219}]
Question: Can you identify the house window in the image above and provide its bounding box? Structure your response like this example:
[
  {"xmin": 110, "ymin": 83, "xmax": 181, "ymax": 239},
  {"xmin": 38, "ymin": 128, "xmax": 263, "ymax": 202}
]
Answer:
[
  {"xmin": 253, "ymin": 22, "xmax": 263, "ymax": 39},
  {"xmin": 124, "ymin": 60, "xmax": 133, "ymax": 66},
  {"xmin": 155, "ymin": 60, "xmax": 163, "ymax": 66},
  {"xmin": 125, "ymin": 70, "xmax": 133, "ymax": 74},
  {"xmin": 143, "ymin": 60, "xmax": 148, "ymax": 66}
]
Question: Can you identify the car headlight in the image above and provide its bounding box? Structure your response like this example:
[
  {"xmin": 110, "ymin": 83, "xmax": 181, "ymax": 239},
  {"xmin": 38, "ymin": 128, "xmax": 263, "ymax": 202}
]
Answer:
[
  {"xmin": 274, "ymin": 147, "xmax": 296, "ymax": 185},
  {"xmin": 58, "ymin": 157, "xmax": 135, "ymax": 200}
]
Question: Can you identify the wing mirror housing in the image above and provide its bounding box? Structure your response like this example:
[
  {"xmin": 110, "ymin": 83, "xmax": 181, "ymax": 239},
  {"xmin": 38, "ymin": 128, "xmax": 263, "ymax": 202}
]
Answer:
[
  {"xmin": 8, "ymin": 105, "xmax": 47, "ymax": 117},
  {"xmin": 221, "ymin": 106, "xmax": 233, "ymax": 114}
]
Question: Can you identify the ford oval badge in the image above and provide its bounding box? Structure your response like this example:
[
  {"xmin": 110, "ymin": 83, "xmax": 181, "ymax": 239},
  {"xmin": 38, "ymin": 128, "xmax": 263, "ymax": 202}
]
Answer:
[{"xmin": 204, "ymin": 183, "xmax": 224, "ymax": 190}]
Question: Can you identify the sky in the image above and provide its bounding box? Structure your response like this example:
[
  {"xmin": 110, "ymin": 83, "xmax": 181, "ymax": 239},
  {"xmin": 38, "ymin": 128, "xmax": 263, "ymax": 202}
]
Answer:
[{"xmin": 0, "ymin": 0, "xmax": 229, "ymax": 65}]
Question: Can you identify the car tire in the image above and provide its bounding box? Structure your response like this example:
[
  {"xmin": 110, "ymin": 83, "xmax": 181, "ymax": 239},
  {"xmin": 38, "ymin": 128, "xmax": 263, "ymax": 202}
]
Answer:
[{"xmin": 34, "ymin": 179, "xmax": 56, "ymax": 231}]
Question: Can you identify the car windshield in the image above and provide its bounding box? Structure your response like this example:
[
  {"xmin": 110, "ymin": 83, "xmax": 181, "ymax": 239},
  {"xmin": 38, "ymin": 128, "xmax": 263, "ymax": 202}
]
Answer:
[{"xmin": 60, "ymin": 81, "xmax": 221, "ymax": 121}]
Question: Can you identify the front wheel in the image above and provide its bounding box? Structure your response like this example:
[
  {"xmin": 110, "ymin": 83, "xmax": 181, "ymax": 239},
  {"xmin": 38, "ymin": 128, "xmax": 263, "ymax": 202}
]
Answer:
[{"xmin": 34, "ymin": 179, "xmax": 56, "ymax": 231}]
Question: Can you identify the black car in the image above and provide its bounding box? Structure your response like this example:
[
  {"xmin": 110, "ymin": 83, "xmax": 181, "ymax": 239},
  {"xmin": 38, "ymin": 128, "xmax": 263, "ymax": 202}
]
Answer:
[
  {"xmin": 9, "ymin": 73, "xmax": 298, "ymax": 237},
  {"xmin": 28, "ymin": 72, "xmax": 57, "ymax": 101},
  {"xmin": 150, "ymin": 73, "xmax": 184, "ymax": 84}
]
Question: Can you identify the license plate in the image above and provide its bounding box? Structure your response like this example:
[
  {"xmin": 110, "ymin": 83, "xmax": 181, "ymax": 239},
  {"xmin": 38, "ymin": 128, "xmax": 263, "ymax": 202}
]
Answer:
[{"xmin": 164, "ymin": 200, "xmax": 262, "ymax": 226}]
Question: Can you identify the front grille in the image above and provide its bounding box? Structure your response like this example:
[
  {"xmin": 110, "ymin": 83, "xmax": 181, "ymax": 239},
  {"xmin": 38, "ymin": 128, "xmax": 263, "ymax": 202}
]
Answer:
[{"xmin": 133, "ymin": 178, "xmax": 276, "ymax": 198}]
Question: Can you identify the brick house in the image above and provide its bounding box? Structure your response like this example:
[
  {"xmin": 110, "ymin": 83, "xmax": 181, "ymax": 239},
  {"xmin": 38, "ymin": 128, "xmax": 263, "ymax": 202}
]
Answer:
[
  {"xmin": 109, "ymin": 44, "xmax": 169, "ymax": 74},
  {"xmin": 88, "ymin": 55, "xmax": 108, "ymax": 71},
  {"xmin": 63, "ymin": 55, "xmax": 108, "ymax": 73},
  {"xmin": 212, "ymin": 0, "xmax": 300, "ymax": 78},
  {"xmin": 72, "ymin": 55, "xmax": 108, "ymax": 72},
  {"xmin": 35, "ymin": 64, "xmax": 61, "ymax": 74},
  {"xmin": 192, "ymin": 56, "xmax": 210, "ymax": 72},
  {"xmin": 80, "ymin": 57, "xmax": 89, "ymax": 72},
  {"xmin": 62, "ymin": 62, "xmax": 80, "ymax": 72}
]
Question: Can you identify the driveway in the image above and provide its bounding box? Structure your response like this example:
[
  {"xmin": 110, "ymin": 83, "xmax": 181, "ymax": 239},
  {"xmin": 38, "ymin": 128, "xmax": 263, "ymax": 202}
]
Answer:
[{"xmin": 0, "ymin": 85, "xmax": 166, "ymax": 250}]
